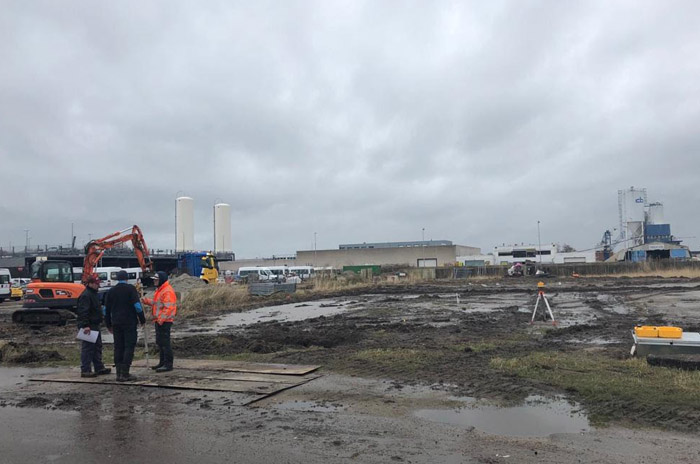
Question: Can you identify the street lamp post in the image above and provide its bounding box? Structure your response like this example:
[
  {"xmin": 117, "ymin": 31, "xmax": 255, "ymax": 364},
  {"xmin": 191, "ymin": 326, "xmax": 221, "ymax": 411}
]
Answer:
[
  {"xmin": 537, "ymin": 221, "xmax": 542, "ymax": 265},
  {"xmin": 421, "ymin": 228, "xmax": 425, "ymax": 268},
  {"xmin": 314, "ymin": 232, "xmax": 317, "ymax": 265}
]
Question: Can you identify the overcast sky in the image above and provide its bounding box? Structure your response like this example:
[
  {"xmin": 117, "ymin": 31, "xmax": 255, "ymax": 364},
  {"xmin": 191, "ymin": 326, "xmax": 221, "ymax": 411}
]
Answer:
[{"xmin": 1, "ymin": 0, "xmax": 699, "ymax": 258}]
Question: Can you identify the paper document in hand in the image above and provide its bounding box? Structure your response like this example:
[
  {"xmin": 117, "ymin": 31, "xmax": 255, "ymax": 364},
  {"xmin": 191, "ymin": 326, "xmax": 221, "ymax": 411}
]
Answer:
[{"xmin": 76, "ymin": 329, "xmax": 99, "ymax": 343}]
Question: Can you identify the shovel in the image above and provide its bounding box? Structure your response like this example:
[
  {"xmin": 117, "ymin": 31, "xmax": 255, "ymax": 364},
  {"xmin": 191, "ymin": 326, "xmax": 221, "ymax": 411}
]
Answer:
[
  {"xmin": 143, "ymin": 322, "xmax": 150, "ymax": 368},
  {"xmin": 138, "ymin": 284, "xmax": 150, "ymax": 368}
]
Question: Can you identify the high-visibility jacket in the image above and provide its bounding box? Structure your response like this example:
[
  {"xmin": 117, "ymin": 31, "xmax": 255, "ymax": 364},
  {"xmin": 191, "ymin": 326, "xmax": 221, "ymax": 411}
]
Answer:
[{"xmin": 143, "ymin": 281, "xmax": 177, "ymax": 325}]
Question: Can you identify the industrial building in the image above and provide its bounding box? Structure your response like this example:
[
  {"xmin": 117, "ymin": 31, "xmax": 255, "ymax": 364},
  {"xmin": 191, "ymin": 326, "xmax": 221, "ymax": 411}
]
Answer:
[
  {"xmin": 611, "ymin": 187, "xmax": 691, "ymax": 262},
  {"xmin": 220, "ymin": 240, "xmax": 480, "ymax": 272},
  {"xmin": 610, "ymin": 242, "xmax": 691, "ymax": 262},
  {"xmin": 299, "ymin": 241, "xmax": 479, "ymax": 268},
  {"xmin": 457, "ymin": 244, "xmax": 598, "ymax": 266},
  {"xmin": 339, "ymin": 240, "xmax": 454, "ymax": 250}
]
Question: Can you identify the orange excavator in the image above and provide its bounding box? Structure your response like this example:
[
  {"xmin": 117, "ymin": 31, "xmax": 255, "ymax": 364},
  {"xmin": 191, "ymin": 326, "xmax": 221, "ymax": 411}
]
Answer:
[{"xmin": 13, "ymin": 225, "xmax": 154, "ymax": 326}]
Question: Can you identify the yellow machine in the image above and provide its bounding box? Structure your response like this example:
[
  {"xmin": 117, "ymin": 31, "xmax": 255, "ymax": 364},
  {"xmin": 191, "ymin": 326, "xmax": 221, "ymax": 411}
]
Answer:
[
  {"xmin": 200, "ymin": 252, "xmax": 219, "ymax": 284},
  {"xmin": 11, "ymin": 284, "xmax": 23, "ymax": 301}
]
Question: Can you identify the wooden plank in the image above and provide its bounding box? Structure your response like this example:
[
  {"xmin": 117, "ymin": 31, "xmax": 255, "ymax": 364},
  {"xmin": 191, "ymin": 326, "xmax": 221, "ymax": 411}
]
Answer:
[
  {"xmin": 31, "ymin": 376, "xmax": 271, "ymax": 400},
  {"xmin": 30, "ymin": 371, "xmax": 308, "ymax": 395},
  {"xmin": 131, "ymin": 359, "xmax": 320, "ymax": 375},
  {"xmin": 30, "ymin": 369, "xmax": 318, "ymax": 385},
  {"xmin": 200, "ymin": 372, "xmax": 320, "ymax": 384}
]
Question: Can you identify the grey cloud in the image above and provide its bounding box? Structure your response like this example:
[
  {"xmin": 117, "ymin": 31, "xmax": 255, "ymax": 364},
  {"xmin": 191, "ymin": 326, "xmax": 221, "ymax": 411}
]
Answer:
[{"xmin": 1, "ymin": 0, "xmax": 699, "ymax": 256}]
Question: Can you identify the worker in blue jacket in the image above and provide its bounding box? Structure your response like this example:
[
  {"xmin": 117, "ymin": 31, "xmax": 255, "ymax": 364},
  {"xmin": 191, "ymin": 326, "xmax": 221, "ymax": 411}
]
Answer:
[{"xmin": 105, "ymin": 270, "xmax": 146, "ymax": 382}]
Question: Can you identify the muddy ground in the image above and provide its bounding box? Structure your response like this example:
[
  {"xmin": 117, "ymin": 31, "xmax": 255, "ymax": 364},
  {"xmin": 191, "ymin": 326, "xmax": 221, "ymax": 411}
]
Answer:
[{"xmin": 1, "ymin": 277, "xmax": 700, "ymax": 463}]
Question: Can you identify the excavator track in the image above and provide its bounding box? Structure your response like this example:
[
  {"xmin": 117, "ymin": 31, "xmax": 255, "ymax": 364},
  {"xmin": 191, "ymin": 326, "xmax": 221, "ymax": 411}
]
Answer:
[{"xmin": 12, "ymin": 308, "xmax": 76, "ymax": 326}]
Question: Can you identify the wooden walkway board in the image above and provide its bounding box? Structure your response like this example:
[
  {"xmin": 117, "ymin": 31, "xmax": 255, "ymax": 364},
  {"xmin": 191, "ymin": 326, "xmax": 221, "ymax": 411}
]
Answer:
[
  {"xmin": 29, "ymin": 359, "xmax": 321, "ymax": 403},
  {"xmin": 131, "ymin": 359, "xmax": 320, "ymax": 375}
]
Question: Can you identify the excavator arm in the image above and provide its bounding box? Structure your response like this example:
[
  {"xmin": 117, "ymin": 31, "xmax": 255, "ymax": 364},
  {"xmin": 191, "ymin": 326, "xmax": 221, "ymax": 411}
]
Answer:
[
  {"xmin": 82, "ymin": 225, "xmax": 154, "ymax": 283},
  {"xmin": 14, "ymin": 225, "xmax": 155, "ymax": 326}
]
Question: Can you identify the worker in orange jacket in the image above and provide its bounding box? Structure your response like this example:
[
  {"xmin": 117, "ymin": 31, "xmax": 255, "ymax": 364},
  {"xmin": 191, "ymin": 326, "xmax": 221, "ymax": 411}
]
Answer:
[{"xmin": 142, "ymin": 271, "xmax": 177, "ymax": 372}]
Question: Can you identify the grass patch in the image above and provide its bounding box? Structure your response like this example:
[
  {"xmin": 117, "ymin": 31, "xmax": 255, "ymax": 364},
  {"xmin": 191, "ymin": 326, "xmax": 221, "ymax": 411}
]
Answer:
[
  {"xmin": 348, "ymin": 347, "xmax": 442, "ymax": 374},
  {"xmin": 185, "ymin": 346, "xmax": 323, "ymax": 363},
  {"xmin": 179, "ymin": 285, "xmax": 249, "ymax": 317},
  {"xmin": 449, "ymin": 334, "xmax": 532, "ymax": 354},
  {"xmin": 461, "ymin": 342, "xmax": 497, "ymax": 353},
  {"xmin": 587, "ymin": 270, "xmax": 700, "ymax": 278},
  {"xmin": 491, "ymin": 350, "xmax": 700, "ymax": 426}
]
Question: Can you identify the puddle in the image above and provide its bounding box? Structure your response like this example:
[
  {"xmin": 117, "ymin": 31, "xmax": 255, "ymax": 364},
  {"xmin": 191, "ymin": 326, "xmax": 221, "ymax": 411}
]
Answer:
[
  {"xmin": 182, "ymin": 298, "xmax": 362, "ymax": 336},
  {"xmin": 414, "ymin": 395, "xmax": 591, "ymax": 437},
  {"xmin": 272, "ymin": 400, "xmax": 345, "ymax": 413},
  {"xmin": 0, "ymin": 367, "xmax": 61, "ymax": 389}
]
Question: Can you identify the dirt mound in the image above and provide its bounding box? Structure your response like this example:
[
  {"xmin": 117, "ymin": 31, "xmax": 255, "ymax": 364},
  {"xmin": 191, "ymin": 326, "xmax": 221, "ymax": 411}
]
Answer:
[
  {"xmin": 169, "ymin": 274, "xmax": 208, "ymax": 292},
  {"xmin": 647, "ymin": 354, "xmax": 700, "ymax": 370},
  {"xmin": 0, "ymin": 341, "xmax": 65, "ymax": 363},
  {"xmin": 175, "ymin": 322, "xmax": 364, "ymax": 356}
]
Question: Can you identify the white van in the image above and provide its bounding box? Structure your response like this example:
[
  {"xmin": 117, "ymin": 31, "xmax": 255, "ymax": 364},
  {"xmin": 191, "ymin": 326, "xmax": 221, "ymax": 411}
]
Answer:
[
  {"xmin": 267, "ymin": 266, "xmax": 289, "ymax": 282},
  {"xmin": 288, "ymin": 266, "xmax": 315, "ymax": 280},
  {"xmin": 72, "ymin": 267, "xmax": 83, "ymax": 284},
  {"xmin": 10, "ymin": 278, "xmax": 31, "ymax": 287},
  {"xmin": 0, "ymin": 268, "xmax": 11, "ymax": 303},
  {"xmin": 124, "ymin": 267, "xmax": 143, "ymax": 286},
  {"xmin": 95, "ymin": 267, "xmax": 123, "ymax": 288},
  {"xmin": 236, "ymin": 267, "xmax": 274, "ymax": 282}
]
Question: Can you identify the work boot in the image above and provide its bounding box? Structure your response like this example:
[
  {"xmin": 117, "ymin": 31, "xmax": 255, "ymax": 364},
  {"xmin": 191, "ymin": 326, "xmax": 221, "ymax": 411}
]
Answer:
[
  {"xmin": 115, "ymin": 364, "xmax": 125, "ymax": 382},
  {"xmin": 152, "ymin": 351, "xmax": 165, "ymax": 370},
  {"xmin": 155, "ymin": 365, "xmax": 173, "ymax": 373},
  {"xmin": 96, "ymin": 367, "xmax": 112, "ymax": 376},
  {"xmin": 120, "ymin": 365, "xmax": 137, "ymax": 382},
  {"xmin": 151, "ymin": 362, "xmax": 164, "ymax": 371},
  {"xmin": 81, "ymin": 371, "xmax": 97, "ymax": 378}
]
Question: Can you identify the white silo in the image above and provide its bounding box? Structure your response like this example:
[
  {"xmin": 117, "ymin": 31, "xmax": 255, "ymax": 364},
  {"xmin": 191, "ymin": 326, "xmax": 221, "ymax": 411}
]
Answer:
[
  {"xmin": 213, "ymin": 203, "xmax": 232, "ymax": 253},
  {"xmin": 620, "ymin": 187, "xmax": 647, "ymax": 223},
  {"xmin": 646, "ymin": 202, "xmax": 665, "ymax": 225},
  {"xmin": 176, "ymin": 196, "xmax": 195, "ymax": 251},
  {"xmin": 618, "ymin": 187, "xmax": 648, "ymax": 246}
]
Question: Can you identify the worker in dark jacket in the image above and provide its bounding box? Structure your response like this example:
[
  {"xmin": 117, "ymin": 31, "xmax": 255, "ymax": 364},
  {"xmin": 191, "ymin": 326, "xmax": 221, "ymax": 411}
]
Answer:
[
  {"xmin": 105, "ymin": 270, "xmax": 146, "ymax": 382},
  {"xmin": 76, "ymin": 273, "xmax": 111, "ymax": 378}
]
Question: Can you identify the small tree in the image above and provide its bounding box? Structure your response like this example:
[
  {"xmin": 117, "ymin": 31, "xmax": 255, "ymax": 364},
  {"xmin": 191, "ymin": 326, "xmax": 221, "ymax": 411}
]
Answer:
[{"xmin": 559, "ymin": 243, "xmax": 576, "ymax": 252}]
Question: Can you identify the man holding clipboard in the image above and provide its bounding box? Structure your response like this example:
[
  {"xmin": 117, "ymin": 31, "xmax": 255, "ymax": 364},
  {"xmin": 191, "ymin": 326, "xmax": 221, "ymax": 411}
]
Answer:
[{"xmin": 76, "ymin": 274, "xmax": 111, "ymax": 378}]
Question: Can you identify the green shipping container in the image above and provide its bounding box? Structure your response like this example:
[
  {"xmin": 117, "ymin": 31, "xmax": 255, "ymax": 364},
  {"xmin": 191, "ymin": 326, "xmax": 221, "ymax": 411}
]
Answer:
[{"xmin": 342, "ymin": 265, "xmax": 381, "ymax": 275}]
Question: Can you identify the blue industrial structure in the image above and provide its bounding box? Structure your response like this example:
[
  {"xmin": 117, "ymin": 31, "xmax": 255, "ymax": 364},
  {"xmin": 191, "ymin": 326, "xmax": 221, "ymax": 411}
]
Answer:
[
  {"xmin": 611, "ymin": 188, "xmax": 691, "ymax": 262},
  {"xmin": 644, "ymin": 224, "xmax": 673, "ymax": 244}
]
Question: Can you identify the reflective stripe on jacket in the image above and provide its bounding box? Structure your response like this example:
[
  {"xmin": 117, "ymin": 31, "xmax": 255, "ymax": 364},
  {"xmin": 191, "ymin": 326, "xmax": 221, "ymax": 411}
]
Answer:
[{"xmin": 143, "ymin": 281, "xmax": 177, "ymax": 325}]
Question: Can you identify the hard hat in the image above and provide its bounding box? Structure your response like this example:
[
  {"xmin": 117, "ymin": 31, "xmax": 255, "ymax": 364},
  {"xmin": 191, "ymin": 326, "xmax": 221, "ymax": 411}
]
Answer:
[{"xmin": 537, "ymin": 281, "xmax": 545, "ymax": 288}]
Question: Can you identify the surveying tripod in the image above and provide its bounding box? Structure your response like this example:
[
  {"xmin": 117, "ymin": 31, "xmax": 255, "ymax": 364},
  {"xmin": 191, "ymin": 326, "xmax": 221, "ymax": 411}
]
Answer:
[{"xmin": 530, "ymin": 281, "xmax": 556, "ymax": 326}]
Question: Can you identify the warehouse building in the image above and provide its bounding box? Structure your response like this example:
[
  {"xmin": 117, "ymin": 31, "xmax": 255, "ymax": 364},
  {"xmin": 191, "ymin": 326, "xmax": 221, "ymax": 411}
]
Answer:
[
  {"xmin": 298, "ymin": 241, "xmax": 479, "ymax": 269},
  {"xmin": 220, "ymin": 240, "xmax": 480, "ymax": 272},
  {"xmin": 457, "ymin": 244, "xmax": 598, "ymax": 266}
]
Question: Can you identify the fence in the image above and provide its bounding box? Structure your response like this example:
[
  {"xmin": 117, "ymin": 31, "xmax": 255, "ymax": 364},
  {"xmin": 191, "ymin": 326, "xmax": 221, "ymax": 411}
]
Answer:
[{"xmin": 447, "ymin": 260, "xmax": 700, "ymax": 278}]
